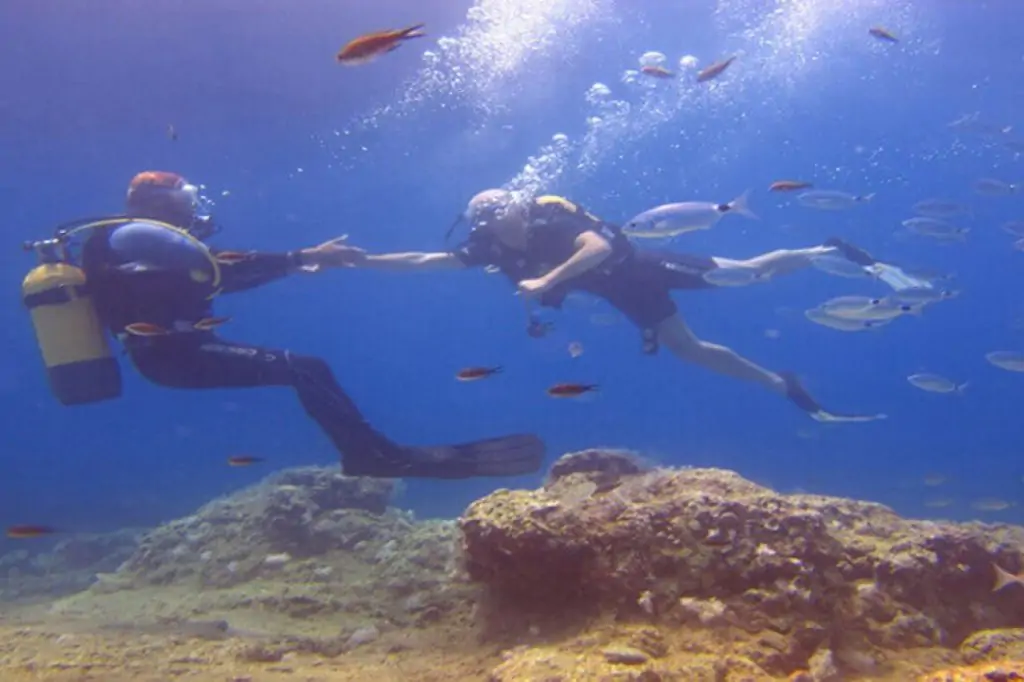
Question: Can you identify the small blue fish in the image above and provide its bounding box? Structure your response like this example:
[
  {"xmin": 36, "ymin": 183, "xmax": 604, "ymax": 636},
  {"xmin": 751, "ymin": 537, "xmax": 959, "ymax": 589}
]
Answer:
[
  {"xmin": 804, "ymin": 308, "xmax": 890, "ymax": 332},
  {"xmin": 1002, "ymin": 221, "xmax": 1024, "ymax": 237},
  {"xmin": 889, "ymin": 287, "xmax": 958, "ymax": 306},
  {"xmin": 907, "ymin": 373, "xmax": 967, "ymax": 394},
  {"xmin": 902, "ymin": 217, "xmax": 969, "ymax": 240},
  {"xmin": 622, "ymin": 191, "xmax": 757, "ymax": 238},
  {"xmin": 986, "ymin": 351, "xmax": 1024, "ymax": 373},
  {"xmin": 973, "ymin": 178, "xmax": 1021, "ymax": 197},
  {"xmin": 912, "ymin": 199, "xmax": 970, "ymax": 219},
  {"xmin": 797, "ymin": 190, "xmax": 875, "ymax": 210}
]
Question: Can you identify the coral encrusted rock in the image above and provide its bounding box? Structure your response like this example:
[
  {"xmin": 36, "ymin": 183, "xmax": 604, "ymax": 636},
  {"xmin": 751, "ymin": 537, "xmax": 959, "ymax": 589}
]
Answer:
[{"xmin": 459, "ymin": 449, "xmax": 1024, "ymax": 677}]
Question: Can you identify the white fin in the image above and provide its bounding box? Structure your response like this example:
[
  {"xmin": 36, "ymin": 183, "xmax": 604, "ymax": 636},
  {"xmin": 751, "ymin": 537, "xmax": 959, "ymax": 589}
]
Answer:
[
  {"xmin": 955, "ymin": 381, "xmax": 969, "ymax": 394},
  {"xmin": 811, "ymin": 411, "xmax": 888, "ymax": 423},
  {"xmin": 876, "ymin": 264, "xmax": 934, "ymax": 292},
  {"xmin": 858, "ymin": 193, "xmax": 877, "ymax": 202},
  {"xmin": 726, "ymin": 190, "xmax": 758, "ymax": 220}
]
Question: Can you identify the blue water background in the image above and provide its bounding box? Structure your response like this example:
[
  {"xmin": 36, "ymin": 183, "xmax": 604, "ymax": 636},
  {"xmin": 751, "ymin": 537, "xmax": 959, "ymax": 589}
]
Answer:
[{"xmin": 0, "ymin": 0, "xmax": 1021, "ymax": 545}]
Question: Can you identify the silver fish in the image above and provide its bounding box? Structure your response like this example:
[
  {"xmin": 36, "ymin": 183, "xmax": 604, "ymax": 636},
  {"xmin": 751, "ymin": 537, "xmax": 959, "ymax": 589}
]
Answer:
[
  {"xmin": 907, "ymin": 373, "xmax": 967, "ymax": 394},
  {"xmin": 973, "ymin": 178, "xmax": 1021, "ymax": 197},
  {"xmin": 797, "ymin": 190, "xmax": 875, "ymax": 210},
  {"xmin": 972, "ymin": 497, "xmax": 1014, "ymax": 512},
  {"xmin": 804, "ymin": 308, "xmax": 890, "ymax": 332},
  {"xmin": 912, "ymin": 199, "xmax": 971, "ymax": 218},
  {"xmin": 810, "ymin": 255, "xmax": 877, "ymax": 279},
  {"xmin": 821, "ymin": 295, "xmax": 920, "ymax": 321},
  {"xmin": 874, "ymin": 263, "xmax": 938, "ymax": 291},
  {"xmin": 1004, "ymin": 140, "xmax": 1024, "ymax": 155},
  {"xmin": 986, "ymin": 351, "xmax": 1024, "ymax": 373},
  {"xmin": 889, "ymin": 287, "xmax": 959, "ymax": 306},
  {"xmin": 811, "ymin": 411, "xmax": 887, "ymax": 423},
  {"xmin": 899, "ymin": 266, "xmax": 956, "ymax": 283},
  {"xmin": 702, "ymin": 266, "xmax": 771, "ymax": 287},
  {"xmin": 623, "ymin": 191, "xmax": 757, "ymax": 238},
  {"xmin": 1002, "ymin": 221, "xmax": 1024, "ymax": 237},
  {"xmin": 902, "ymin": 217, "xmax": 969, "ymax": 240},
  {"xmin": 947, "ymin": 113, "xmax": 1013, "ymax": 137}
]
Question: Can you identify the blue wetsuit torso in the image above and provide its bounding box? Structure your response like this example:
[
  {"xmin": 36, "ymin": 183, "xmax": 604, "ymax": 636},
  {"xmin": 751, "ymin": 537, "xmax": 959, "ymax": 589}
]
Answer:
[
  {"xmin": 81, "ymin": 220, "xmax": 297, "ymax": 335},
  {"xmin": 73, "ymin": 217, "xmax": 544, "ymax": 479}
]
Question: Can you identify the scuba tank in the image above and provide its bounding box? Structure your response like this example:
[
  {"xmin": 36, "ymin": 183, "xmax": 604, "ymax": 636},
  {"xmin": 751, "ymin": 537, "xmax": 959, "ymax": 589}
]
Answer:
[
  {"xmin": 22, "ymin": 222, "xmax": 122, "ymax": 406},
  {"xmin": 21, "ymin": 216, "xmax": 223, "ymax": 406}
]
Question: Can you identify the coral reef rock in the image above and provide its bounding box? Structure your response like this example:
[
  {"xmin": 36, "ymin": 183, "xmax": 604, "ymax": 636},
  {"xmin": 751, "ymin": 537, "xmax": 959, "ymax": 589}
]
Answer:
[
  {"xmin": 53, "ymin": 465, "xmax": 469, "ymax": 635},
  {"xmin": 460, "ymin": 449, "xmax": 1024, "ymax": 679},
  {"xmin": 0, "ymin": 529, "xmax": 141, "ymax": 602}
]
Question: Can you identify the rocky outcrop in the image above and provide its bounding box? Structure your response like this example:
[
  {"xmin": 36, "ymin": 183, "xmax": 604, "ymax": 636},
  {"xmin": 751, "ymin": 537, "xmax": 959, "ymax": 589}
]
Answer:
[
  {"xmin": 0, "ymin": 529, "xmax": 141, "ymax": 602},
  {"xmin": 76, "ymin": 466, "xmax": 468, "ymax": 629},
  {"xmin": 459, "ymin": 449, "xmax": 1024, "ymax": 679}
]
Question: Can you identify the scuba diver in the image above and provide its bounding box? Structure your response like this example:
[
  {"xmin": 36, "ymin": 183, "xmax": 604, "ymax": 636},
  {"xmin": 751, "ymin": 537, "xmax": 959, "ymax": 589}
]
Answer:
[
  {"xmin": 330, "ymin": 189, "xmax": 933, "ymax": 422},
  {"xmin": 20, "ymin": 172, "xmax": 544, "ymax": 479}
]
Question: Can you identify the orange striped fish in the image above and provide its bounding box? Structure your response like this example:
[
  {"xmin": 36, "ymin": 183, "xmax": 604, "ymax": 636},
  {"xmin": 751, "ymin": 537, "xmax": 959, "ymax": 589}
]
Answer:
[
  {"xmin": 869, "ymin": 26, "xmax": 898, "ymax": 43},
  {"xmin": 214, "ymin": 251, "xmax": 255, "ymax": 265},
  {"xmin": 770, "ymin": 180, "xmax": 813, "ymax": 192},
  {"xmin": 6, "ymin": 525, "xmax": 59, "ymax": 539},
  {"xmin": 124, "ymin": 322, "xmax": 171, "ymax": 337},
  {"xmin": 456, "ymin": 366, "xmax": 503, "ymax": 382},
  {"xmin": 336, "ymin": 24, "xmax": 426, "ymax": 66},
  {"xmin": 193, "ymin": 316, "xmax": 231, "ymax": 331},
  {"xmin": 697, "ymin": 55, "xmax": 736, "ymax": 83},
  {"xmin": 640, "ymin": 65, "xmax": 674, "ymax": 79},
  {"xmin": 547, "ymin": 383, "xmax": 598, "ymax": 398},
  {"xmin": 227, "ymin": 456, "xmax": 264, "ymax": 467}
]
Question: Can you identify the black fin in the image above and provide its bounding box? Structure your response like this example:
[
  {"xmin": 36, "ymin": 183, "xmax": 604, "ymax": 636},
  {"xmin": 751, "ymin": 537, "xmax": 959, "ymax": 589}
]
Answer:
[
  {"xmin": 344, "ymin": 434, "xmax": 545, "ymax": 479},
  {"xmin": 779, "ymin": 371, "xmax": 824, "ymax": 414},
  {"xmin": 823, "ymin": 237, "xmax": 877, "ymax": 267}
]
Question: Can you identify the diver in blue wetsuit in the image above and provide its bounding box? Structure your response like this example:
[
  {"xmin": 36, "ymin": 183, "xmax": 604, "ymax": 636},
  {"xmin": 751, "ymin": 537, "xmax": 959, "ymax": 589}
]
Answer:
[
  {"xmin": 335, "ymin": 190, "xmax": 929, "ymax": 422},
  {"xmin": 23, "ymin": 172, "xmax": 543, "ymax": 479}
]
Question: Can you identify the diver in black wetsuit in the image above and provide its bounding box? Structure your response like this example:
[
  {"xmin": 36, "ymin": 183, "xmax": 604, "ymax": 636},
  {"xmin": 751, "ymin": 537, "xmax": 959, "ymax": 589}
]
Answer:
[
  {"xmin": 335, "ymin": 190, "xmax": 928, "ymax": 422},
  {"xmin": 75, "ymin": 171, "xmax": 544, "ymax": 479}
]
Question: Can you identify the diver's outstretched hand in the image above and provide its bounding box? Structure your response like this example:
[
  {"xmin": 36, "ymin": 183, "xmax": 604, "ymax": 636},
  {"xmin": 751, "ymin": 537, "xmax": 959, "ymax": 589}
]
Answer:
[{"xmin": 297, "ymin": 236, "xmax": 367, "ymax": 272}]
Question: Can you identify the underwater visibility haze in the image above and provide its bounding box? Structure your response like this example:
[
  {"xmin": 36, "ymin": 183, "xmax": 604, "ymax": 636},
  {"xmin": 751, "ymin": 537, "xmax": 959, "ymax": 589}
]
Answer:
[{"xmin": 2, "ymin": 3, "xmax": 1024, "ymax": 676}]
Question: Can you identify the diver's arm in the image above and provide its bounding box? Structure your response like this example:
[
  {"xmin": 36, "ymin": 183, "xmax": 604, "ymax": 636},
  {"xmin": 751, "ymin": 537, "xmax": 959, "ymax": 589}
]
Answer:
[
  {"xmin": 538, "ymin": 231, "xmax": 613, "ymax": 288},
  {"xmin": 360, "ymin": 252, "xmax": 467, "ymax": 272},
  {"xmin": 216, "ymin": 250, "xmax": 307, "ymax": 294}
]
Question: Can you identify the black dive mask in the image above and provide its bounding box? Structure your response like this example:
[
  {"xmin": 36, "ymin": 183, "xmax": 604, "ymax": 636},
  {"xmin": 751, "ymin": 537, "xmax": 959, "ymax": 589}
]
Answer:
[
  {"xmin": 189, "ymin": 214, "xmax": 221, "ymax": 241},
  {"xmin": 444, "ymin": 199, "xmax": 516, "ymax": 243}
]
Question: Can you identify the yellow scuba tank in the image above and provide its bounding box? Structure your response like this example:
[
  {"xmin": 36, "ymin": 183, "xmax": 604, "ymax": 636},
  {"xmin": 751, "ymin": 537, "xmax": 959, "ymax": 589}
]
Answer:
[{"xmin": 22, "ymin": 240, "xmax": 122, "ymax": 406}]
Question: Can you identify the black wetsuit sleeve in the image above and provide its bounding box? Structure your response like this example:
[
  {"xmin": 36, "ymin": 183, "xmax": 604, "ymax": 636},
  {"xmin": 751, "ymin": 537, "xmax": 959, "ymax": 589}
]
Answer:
[
  {"xmin": 216, "ymin": 250, "xmax": 301, "ymax": 294},
  {"xmin": 449, "ymin": 233, "xmax": 493, "ymax": 267}
]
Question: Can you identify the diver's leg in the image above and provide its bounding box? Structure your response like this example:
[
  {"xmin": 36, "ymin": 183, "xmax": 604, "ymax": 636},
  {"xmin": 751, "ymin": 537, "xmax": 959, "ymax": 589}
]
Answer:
[
  {"xmin": 656, "ymin": 314, "xmax": 785, "ymax": 392},
  {"xmin": 597, "ymin": 263, "xmax": 840, "ymax": 418},
  {"xmin": 128, "ymin": 335, "xmax": 404, "ymax": 456},
  {"xmin": 128, "ymin": 337, "xmax": 544, "ymax": 479},
  {"xmin": 656, "ymin": 315, "xmax": 834, "ymax": 415},
  {"xmin": 712, "ymin": 245, "xmax": 835, "ymax": 277},
  {"xmin": 721, "ymin": 238, "xmax": 932, "ymax": 291}
]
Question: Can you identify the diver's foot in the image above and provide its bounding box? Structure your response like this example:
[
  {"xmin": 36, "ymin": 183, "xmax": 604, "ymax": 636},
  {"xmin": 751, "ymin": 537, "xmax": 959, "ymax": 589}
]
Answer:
[
  {"xmin": 824, "ymin": 237, "xmax": 876, "ymax": 267},
  {"xmin": 778, "ymin": 371, "xmax": 824, "ymax": 415},
  {"xmin": 778, "ymin": 371, "xmax": 889, "ymax": 423},
  {"xmin": 343, "ymin": 434, "xmax": 545, "ymax": 479}
]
